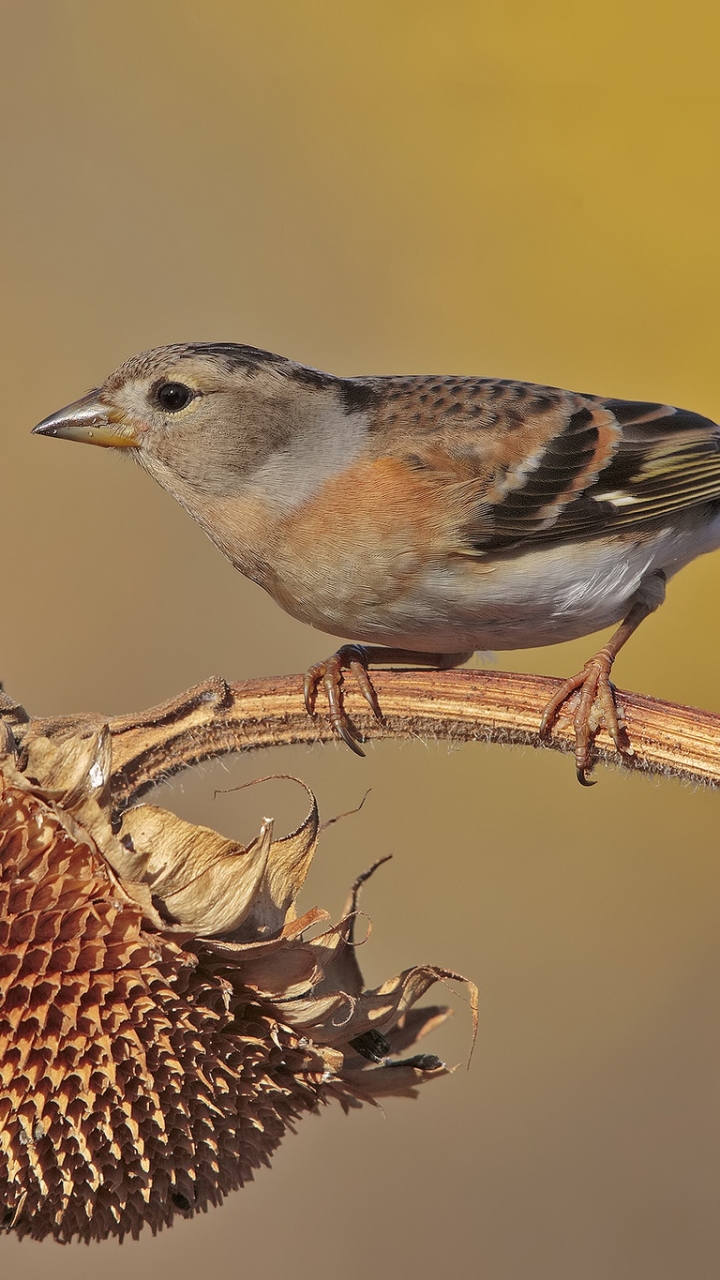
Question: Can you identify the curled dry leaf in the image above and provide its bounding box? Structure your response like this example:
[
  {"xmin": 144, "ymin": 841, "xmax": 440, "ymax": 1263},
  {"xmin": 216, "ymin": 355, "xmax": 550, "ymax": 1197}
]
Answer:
[{"xmin": 0, "ymin": 730, "xmax": 477, "ymax": 1242}]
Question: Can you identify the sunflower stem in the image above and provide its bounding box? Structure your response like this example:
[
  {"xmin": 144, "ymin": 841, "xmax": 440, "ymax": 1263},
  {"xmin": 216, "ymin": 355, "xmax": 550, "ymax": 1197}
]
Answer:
[{"xmin": 9, "ymin": 668, "xmax": 720, "ymax": 806}]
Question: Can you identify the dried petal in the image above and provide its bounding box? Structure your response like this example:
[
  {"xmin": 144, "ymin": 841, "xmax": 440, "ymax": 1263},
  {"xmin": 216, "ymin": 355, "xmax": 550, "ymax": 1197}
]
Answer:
[
  {"xmin": 117, "ymin": 779, "xmax": 319, "ymax": 939},
  {"xmin": 118, "ymin": 806, "xmax": 276, "ymax": 935}
]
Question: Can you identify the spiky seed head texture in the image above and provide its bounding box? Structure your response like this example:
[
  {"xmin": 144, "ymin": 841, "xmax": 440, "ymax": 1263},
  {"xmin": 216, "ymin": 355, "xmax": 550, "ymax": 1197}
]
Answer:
[{"xmin": 0, "ymin": 732, "xmax": 475, "ymax": 1242}]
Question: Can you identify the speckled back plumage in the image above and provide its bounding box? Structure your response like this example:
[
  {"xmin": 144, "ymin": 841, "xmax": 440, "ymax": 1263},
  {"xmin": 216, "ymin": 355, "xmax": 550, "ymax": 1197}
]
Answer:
[{"xmin": 348, "ymin": 373, "xmax": 720, "ymax": 551}]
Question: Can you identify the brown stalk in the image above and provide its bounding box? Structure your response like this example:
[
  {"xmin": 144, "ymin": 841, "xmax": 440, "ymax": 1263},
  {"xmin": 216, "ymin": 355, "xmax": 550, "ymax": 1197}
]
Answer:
[{"xmin": 9, "ymin": 668, "xmax": 720, "ymax": 809}]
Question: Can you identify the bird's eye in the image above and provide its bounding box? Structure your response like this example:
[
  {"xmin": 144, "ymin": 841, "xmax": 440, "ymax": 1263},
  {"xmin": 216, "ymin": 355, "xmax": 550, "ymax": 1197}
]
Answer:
[{"xmin": 153, "ymin": 381, "xmax": 194, "ymax": 413}]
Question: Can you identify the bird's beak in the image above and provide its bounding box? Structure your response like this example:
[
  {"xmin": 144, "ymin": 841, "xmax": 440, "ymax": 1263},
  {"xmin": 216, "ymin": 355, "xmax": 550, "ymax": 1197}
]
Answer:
[{"xmin": 32, "ymin": 391, "xmax": 140, "ymax": 448}]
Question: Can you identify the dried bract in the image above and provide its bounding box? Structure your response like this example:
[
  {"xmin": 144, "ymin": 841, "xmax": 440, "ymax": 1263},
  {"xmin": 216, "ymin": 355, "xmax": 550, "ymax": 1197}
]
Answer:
[{"xmin": 0, "ymin": 732, "xmax": 475, "ymax": 1242}]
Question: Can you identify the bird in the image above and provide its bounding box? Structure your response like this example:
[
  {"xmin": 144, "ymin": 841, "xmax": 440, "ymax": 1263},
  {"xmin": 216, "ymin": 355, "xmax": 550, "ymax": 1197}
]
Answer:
[{"xmin": 32, "ymin": 341, "xmax": 720, "ymax": 783}]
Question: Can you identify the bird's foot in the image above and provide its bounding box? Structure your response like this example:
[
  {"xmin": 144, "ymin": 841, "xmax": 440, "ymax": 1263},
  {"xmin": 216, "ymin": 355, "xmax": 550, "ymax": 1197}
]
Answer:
[
  {"xmin": 539, "ymin": 649, "xmax": 627, "ymax": 786},
  {"xmin": 303, "ymin": 644, "xmax": 383, "ymax": 756}
]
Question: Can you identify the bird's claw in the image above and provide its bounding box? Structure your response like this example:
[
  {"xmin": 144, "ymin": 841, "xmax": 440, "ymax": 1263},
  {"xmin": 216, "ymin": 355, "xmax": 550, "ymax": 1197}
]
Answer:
[
  {"xmin": 303, "ymin": 644, "xmax": 384, "ymax": 755},
  {"xmin": 539, "ymin": 652, "xmax": 626, "ymax": 785}
]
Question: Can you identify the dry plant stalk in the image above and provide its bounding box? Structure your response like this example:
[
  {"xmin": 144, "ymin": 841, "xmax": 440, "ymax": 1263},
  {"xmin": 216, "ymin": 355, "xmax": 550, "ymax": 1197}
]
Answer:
[
  {"xmin": 10, "ymin": 667, "xmax": 720, "ymax": 807},
  {"xmin": 0, "ymin": 698, "xmax": 477, "ymax": 1244}
]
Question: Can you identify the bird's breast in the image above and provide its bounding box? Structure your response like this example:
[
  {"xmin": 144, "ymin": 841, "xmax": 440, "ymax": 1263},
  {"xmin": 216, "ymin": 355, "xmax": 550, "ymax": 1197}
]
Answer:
[
  {"xmin": 173, "ymin": 463, "xmax": 720, "ymax": 655},
  {"xmin": 267, "ymin": 457, "xmax": 446, "ymax": 631}
]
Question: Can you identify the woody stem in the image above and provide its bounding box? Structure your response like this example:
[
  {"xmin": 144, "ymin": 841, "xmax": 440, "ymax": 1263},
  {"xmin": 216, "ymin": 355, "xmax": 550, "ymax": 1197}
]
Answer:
[{"xmin": 11, "ymin": 668, "xmax": 720, "ymax": 808}]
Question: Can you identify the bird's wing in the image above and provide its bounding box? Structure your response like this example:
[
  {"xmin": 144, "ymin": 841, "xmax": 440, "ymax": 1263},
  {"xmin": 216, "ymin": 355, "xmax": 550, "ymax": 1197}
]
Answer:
[{"xmin": 359, "ymin": 376, "xmax": 720, "ymax": 551}]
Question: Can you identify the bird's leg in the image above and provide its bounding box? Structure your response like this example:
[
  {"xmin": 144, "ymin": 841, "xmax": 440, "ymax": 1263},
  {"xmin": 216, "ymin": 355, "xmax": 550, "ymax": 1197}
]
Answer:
[
  {"xmin": 539, "ymin": 598, "xmax": 657, "ymax": 785},
  {"xmin": 304, "ymin": 646, "xmax": 472, "ymax": 756}
]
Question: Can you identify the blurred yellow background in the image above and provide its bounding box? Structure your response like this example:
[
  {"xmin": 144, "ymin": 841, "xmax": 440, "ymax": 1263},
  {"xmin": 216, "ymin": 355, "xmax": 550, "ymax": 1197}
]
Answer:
[{"xmin": 3, "ymin": 1, "xmax": 720, "ymax": 1275}]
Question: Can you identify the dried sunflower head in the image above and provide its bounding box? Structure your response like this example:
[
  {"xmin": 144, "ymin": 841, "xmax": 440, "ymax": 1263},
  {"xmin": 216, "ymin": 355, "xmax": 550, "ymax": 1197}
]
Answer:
[{"xmin": 0, "ymin": 730, "xmax": 476, "ymax": 1243}]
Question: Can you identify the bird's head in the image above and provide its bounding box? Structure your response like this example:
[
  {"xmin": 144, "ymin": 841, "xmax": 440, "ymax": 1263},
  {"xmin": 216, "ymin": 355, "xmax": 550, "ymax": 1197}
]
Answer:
[{"xmin": 32, "ymin": 342, "xmax": 342, "ymax": 495}]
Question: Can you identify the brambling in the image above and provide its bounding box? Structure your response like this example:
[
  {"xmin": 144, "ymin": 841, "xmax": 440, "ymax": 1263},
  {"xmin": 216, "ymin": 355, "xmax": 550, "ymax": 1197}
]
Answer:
[{"xmin": 33, "ymin": 342, "xmax": 720, "ymax": 783}]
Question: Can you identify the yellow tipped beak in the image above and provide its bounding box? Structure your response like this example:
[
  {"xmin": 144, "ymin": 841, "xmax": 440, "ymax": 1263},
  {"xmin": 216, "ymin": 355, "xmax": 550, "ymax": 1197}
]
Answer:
[{"xmin": 32, "ymin": 391, "xmax": 140, "ymax": 448}]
